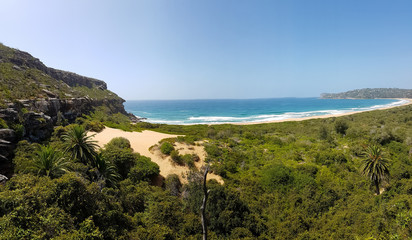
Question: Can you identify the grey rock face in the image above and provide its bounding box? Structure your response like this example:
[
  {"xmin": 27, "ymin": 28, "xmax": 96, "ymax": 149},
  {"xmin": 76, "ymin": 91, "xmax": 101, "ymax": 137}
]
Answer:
[
  {"xmin": 0, "ymin": 129, "xmax": 16, "ymax": 176},
  {"xmin": 1, "ymin": 97, "xmax": 127, "ymax": 142},
  {"xmin": 23, "ymin": 112, "xmax": 54, "ymax": 142}
]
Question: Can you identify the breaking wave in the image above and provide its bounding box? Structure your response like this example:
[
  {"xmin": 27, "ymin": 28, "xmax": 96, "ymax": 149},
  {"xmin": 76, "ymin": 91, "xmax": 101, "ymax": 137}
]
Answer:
[{"xmin": 127, "ymin": 98, "xmax": 407, "ymax": 125}]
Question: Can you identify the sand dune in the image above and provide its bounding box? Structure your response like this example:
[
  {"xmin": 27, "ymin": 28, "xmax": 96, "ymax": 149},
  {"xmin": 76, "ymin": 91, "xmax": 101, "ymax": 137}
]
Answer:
[{"xmin": 88, "ymin": 128, "xmax": 223, "ymax": 184}]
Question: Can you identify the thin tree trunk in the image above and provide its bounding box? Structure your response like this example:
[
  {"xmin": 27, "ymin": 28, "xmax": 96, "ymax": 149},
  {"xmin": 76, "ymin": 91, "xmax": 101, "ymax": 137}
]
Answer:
[
  {"xmin": 375, "ymin": 180, "xmax": 380, "ymax": 195},
  {"xmin": 201, "ymin": 166, "xmax": 210, "ymax": 240}
]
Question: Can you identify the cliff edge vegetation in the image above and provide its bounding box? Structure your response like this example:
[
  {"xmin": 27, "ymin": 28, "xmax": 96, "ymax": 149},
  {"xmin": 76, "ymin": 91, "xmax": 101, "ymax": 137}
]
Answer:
[{"xmin": 0, "ymin": 43, "xmax": 121, "ymax": 102}]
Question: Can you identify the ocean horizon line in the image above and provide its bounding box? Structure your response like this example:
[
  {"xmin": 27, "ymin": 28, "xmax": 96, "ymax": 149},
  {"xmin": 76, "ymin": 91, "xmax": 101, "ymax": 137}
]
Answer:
[
  {"xmin": 124, "ymin": 98, "xmax": 409, "ymax": 125},
  {"xmin": 124, "ymin": 96, "xmax": 320, "ymax": 102}
]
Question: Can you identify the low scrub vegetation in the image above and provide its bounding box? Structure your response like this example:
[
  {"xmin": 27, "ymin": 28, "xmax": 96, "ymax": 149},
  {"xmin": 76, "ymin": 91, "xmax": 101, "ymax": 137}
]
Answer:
[{"xmin": 1, "ymin": 105, "xmax": 412, "ymax": 239}]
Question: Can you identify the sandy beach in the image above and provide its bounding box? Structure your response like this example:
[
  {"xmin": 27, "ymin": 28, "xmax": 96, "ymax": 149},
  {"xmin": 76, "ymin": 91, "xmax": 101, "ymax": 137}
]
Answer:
[
  {"xmin": 236, "ymin": 98, "xmax": 412, "ymax": 125},
  {"xmin": 89, "ymin": 128, "xmax": 223, "ymax": 184},
  {"xmin": 89, "ymin": 98, "xmax": 411, "ymax": 183}
]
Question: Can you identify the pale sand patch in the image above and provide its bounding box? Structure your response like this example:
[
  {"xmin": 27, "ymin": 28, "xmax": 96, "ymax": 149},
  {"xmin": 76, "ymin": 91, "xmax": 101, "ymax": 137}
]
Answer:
[
  {"xmin": 172, "ymin": 141, "xmax": 223, "ymax": 183},
  {"xmin": 88, "ymin": 127, "xmax": 223, "ymax": 184},
  {"xmin": 235, "ymin": 98, "xmax": 412, "ymax": 125}
]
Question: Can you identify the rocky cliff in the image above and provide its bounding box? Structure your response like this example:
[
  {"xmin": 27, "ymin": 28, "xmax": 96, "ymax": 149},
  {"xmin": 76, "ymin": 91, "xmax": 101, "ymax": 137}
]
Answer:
[{"xmin": 0, "ymin": 43, "xmax": 130, "ymax": 176}]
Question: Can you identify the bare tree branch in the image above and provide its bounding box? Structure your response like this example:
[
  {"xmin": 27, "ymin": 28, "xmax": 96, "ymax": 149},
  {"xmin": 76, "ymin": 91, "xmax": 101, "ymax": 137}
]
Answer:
[{"xmin": 201, "ymin": 165, "xmax": 210, "ymax": 240}]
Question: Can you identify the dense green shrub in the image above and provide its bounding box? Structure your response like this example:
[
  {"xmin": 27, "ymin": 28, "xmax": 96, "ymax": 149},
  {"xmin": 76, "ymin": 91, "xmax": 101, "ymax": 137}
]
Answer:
[
  {"xmin": 160, "ymin": 141, "xmax": 175, "ymax": 155},
  {"xmin": 13, "ymin": 140, "xmax": 40, "ymax": 174},
  {"xmin": 261, "ymin": 164, "xmax": 294, "ymax": 190},
  {"xmin": 84, "ymin": 120, "xmax": 105, "ymax": 132},
  {"xmin": 128, "ymin": 155, "xmax": 160, "ymax": 182},
  {"xmin": 314, "ymin": 150, "xmax": 347, "ymax": 165},
  {"xmin": 170, "ymin": 150, "xmax": 184, "ymax": 165},
  {"xmin": 165, "ymin": 174, "xmax": 182, "ymax": 196},
  {"xmin": 105, "ymin": 137, "xmax": 131, "ymax": 149},
  {"xmin": 182, "ymin": 154, "xmax": 199, "ymax": 168},
  {"xmin": 207, "ymin": 183, "xmax": 251, "ymax": 235},
  {"xmin": 11, "ymin": 123, "xmax": 24, "ymax": 140},
  {"xmin": 319, "ymin": 125, "xmax": 329, "ymax": 140},
  {"xmin": 0, "ymin": 118, "xmax": 8, "ymax": 129},
  {"xmin": 101, "ymin": 147, "xmax": 136, "ymax": 179},
  {"xmin": 334, "ymin": 119, "xmax": 349, "ymax": 135},
  {"xmin": 52, "ymin": 125, "xmax": 67, "ymax": 138}
]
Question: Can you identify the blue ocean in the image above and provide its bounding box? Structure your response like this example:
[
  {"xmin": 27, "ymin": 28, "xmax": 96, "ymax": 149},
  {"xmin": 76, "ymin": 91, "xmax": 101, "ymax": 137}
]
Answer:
[{"xmin": 124, "ymin": 98, "xmax": 406, "ymax": 125}]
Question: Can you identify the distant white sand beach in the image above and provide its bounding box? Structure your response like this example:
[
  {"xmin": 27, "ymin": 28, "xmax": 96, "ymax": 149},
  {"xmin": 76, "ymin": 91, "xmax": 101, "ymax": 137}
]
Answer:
[{"xmin": 236, "ymin": 98, "xmax": 412, "ymax": 125}]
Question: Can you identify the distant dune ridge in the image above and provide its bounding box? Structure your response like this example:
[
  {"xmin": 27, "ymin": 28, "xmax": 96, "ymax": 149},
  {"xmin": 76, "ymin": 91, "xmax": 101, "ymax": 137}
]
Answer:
[{"xmin": 321, "ymin": 88, "xmax": 412, "ymax": 99}]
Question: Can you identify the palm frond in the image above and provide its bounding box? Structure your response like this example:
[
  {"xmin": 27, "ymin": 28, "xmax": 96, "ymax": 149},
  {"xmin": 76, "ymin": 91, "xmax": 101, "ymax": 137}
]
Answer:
[
  {"xmin": 31, "ymin": 145, "xmax": 70, "ymax": 178},
  {"xmin": 62, "ymin": 125, "xmax": 98, "ymax": 165},
  {"xmin": 361, "ymin": 145, "xmax": 390, "ymax": 195},
  {"xmin": 94, "ymin": 153, "xmax": 121, "ymax": 188}
]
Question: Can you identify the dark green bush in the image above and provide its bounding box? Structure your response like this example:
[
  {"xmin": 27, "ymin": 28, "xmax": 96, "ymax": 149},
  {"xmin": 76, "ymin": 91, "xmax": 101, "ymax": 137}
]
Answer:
[
  {"xmin": 101, "ymin": 147, "xmax": 136, "ymax": 179},
  {"xmin": 170, "ymin": 150, "xmax": 183, "ymax": 165},
  {"xmin": 105, "ymin": 137, "xmax": 131, "ymax": 149},
  {"xmin": 314, "ymin": 150, "xmax": 347, "ymax": 165},
  {"xmin": 160, "ymin": 142, "xmax": 174, "ymax": 155},
  {"xmin": 334, "ymin": 119, "xmax": 349, "ymax": 135},
  {"xmin": 181, "ymin": 154, "xmax": 199, "ymax": 168},
  {"xmin": 84, "ymin": 120, "xmax": 105, "ymax": 132},
  {"xmin": 319, "ymin": 125, "xmax": 329, "ymax": 140},
  {"xmin": 0, "ymin": 118, "xmax": 8, "ymax": 129},
  {"xmin": 165, "ymin": 174, "xmax": 182, "ymax": 196},
  {"xmin": 261, "ymin": 164, "xmax": 294, "ymax": 190},
  {"xmin": 128, "ymin": 155, "xmax": 160, "ymax": 182},
  {"xmin": 12, "ymin": 123, "xmax": 24, "ymax": 140},
  {"xmin": 12, "ymin": 140, "xmax": 40, "ymax": 174}
]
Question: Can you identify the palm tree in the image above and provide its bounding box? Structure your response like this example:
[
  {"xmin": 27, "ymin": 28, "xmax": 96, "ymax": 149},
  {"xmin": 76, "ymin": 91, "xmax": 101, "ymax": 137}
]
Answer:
[
  {"xmin": 361, "ymin": 145, "xmax": 390, "ymax": 195},
  {"xmin": 93, "ymin": 153, "xmax": 121, "ymax": 188},
  {"xmin": 62, "ymin": 125, "xmax": 98, "ymax": 165},
  {"xmin": 32, "ymin": 145, "xmax": 69, "ymax": 178}
]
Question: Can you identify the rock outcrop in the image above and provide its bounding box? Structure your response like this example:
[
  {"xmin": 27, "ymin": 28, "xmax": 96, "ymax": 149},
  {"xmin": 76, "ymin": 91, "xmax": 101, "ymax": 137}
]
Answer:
[
  {"xmin": 0, "ymin": 43, "xmax": 132, "ymax": 178},
  {"xmin": 0, "ymin": 129, "xmax": 16, "ymax": 179},
  {"xmin": 1, "ymin": 97, "xmax": 127, "ymax": 141},
  {"xmin": 0, "ymin": 129, "xmax": 16, "ymax": 161}
]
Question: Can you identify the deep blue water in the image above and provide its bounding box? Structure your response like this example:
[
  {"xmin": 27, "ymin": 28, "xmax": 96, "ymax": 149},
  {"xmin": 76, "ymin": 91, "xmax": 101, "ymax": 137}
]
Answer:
[{"xmin": 124, "ymin": 98, "xmax": 405, "ymax": 125}]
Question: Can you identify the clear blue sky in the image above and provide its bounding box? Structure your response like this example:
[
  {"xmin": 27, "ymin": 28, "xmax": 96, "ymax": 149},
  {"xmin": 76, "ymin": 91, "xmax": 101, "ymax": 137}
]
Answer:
[{"xmin": 1, "ymin": 0, "xmax": 411, "ymax": 100}]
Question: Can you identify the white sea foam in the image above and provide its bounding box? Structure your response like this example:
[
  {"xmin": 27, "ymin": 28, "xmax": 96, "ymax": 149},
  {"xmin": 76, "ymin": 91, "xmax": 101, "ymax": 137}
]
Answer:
[
  {"xmin": 148, "ymin": 119, "xmax": 186, "ymax": 125},
  {"xmin": 182, "ymin": 100, "xmax": 406, "ymax": 124},
  {"xmin": 135, "ymin": 99, "xmax": 407, "ymax": 125}
]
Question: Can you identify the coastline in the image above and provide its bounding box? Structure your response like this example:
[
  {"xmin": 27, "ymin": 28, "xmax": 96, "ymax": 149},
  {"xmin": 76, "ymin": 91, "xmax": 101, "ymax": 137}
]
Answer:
[
  {"xmin": 235, "ymin": 98, "xmax": 412, "ymax": 125},
  {"xmin": 88, "ymin": 98, "xmax": 411, "ymax": 181},
  {"xmin": 129, "ymin": 98, "xmax": 411, "ymax": 126}
]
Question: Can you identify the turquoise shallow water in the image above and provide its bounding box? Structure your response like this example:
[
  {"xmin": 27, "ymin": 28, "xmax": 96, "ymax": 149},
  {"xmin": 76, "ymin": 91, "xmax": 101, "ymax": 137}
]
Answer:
[{"xmin": 124, "ymin": 98, "xmax": 406, "ymax": 125}]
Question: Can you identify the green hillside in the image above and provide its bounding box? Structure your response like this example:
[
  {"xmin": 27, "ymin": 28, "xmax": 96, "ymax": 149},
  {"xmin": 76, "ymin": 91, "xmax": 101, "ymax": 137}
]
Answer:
[
  {"xmin": 0, "ymin": 43, "xmax": 122, "ymax": 103},
  {"xmin": 321, "ymin": 88, "xmax": 412, "ymax": 99}
]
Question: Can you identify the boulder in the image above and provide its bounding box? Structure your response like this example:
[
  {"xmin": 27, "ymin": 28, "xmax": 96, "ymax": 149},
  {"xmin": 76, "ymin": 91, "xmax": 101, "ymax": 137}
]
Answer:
[{"xmin": 23, "ymin": 112, "xmax": 53, "ymax": 142}]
